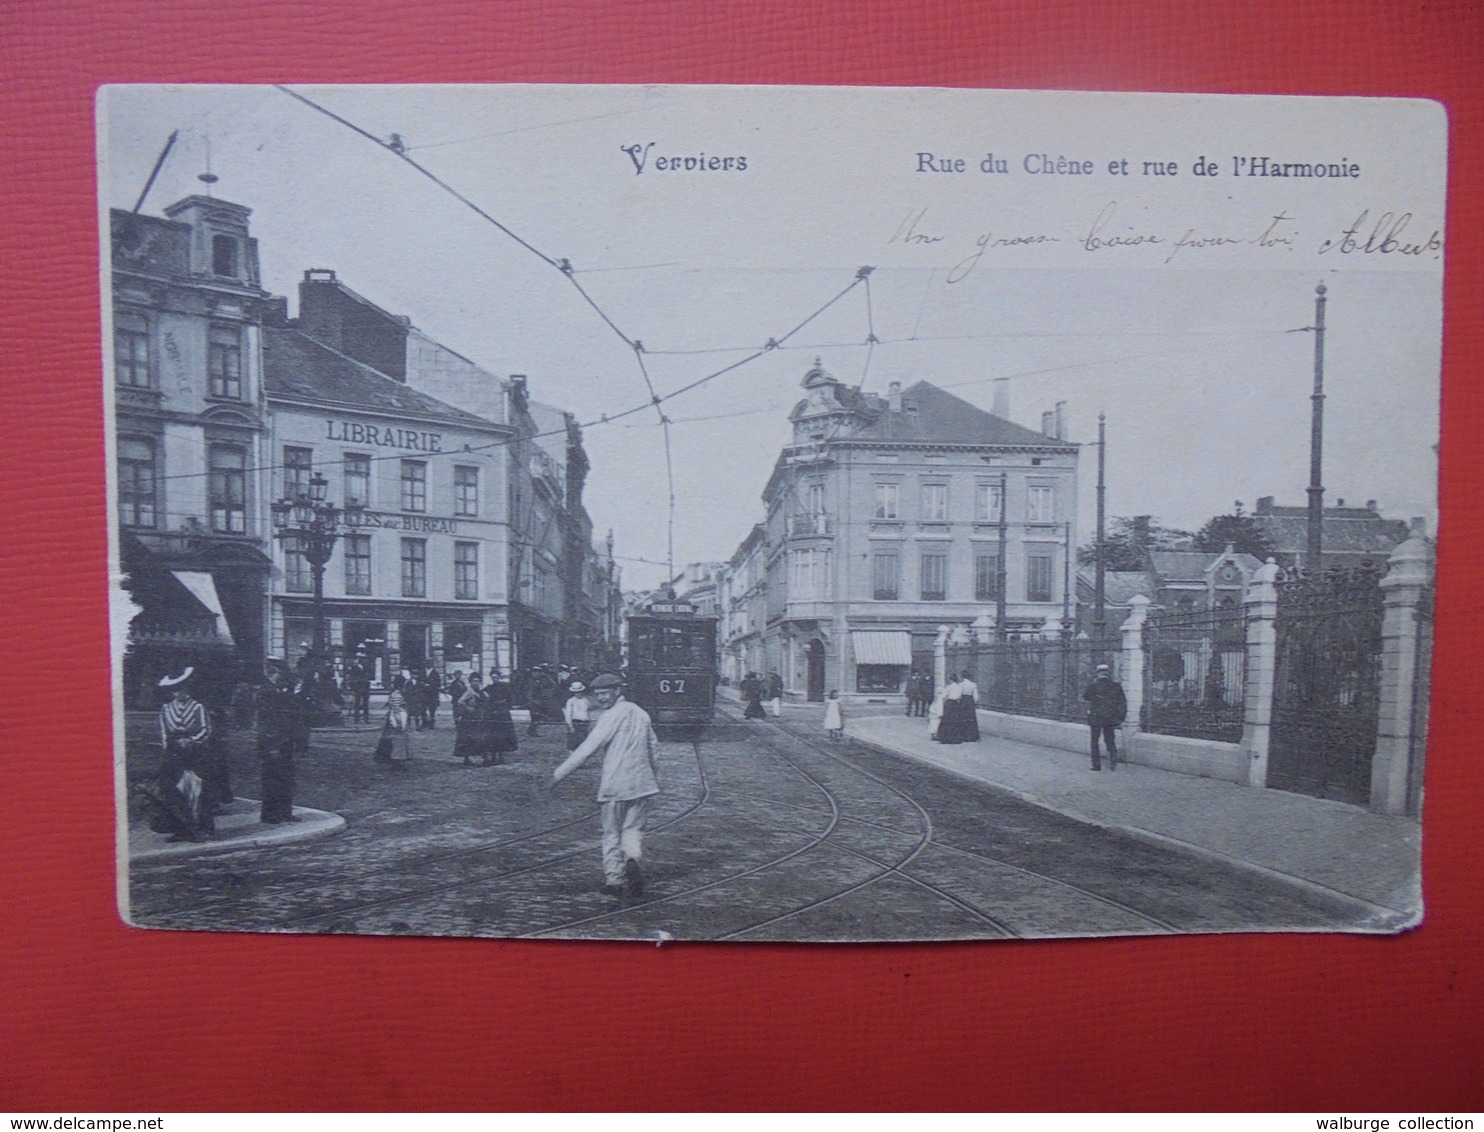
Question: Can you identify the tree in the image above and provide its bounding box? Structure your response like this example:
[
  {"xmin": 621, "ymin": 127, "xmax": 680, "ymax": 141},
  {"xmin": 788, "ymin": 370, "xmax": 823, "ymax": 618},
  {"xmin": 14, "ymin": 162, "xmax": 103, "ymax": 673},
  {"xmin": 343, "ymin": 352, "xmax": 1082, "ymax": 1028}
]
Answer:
[
  {"xmin": 1192, "ymin": 511, "xmax": 1277, "ymax": 560},
  {"xmin": 1077, "ymin": 515, "xmax": 1192, "ymax": 571}
]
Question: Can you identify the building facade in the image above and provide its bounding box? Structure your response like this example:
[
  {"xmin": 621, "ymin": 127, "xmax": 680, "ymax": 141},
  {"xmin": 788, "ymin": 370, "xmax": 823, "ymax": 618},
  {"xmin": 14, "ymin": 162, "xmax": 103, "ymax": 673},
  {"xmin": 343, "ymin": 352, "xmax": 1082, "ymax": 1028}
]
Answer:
[
  {"xmin": 263, "ymin": 319, "xmax": 514, "ymax": 684},
  {"xmin": 721, "ymin": 361, "xmax": 1080, "ymax": 703},
  {"xmin": 109, "ymin": 197, "xmax": 276, "ymax": 707}
]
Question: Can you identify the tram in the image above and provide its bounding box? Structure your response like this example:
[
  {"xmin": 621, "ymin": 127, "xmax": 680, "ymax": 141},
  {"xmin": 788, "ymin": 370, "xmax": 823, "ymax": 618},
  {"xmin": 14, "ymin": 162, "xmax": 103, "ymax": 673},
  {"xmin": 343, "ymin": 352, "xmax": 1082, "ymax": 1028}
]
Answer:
[{"xmin": 624, "ymin": 595, "xmax": 718, "ymax": 726}]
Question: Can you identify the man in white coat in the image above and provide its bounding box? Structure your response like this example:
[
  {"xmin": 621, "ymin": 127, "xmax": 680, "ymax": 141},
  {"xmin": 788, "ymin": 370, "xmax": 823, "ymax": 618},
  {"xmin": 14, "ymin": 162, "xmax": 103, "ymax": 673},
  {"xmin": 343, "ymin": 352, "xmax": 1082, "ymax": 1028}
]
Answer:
[{"xmin": 551, "ymin": 673, "xmax": 660, "ymax": 896}]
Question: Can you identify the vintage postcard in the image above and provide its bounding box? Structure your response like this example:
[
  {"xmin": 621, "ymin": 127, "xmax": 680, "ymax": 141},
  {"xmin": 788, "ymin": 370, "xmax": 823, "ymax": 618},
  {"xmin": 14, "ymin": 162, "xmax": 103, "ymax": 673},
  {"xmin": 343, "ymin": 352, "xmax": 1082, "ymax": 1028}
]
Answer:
[{"xmin": 102, "ymin": 85, "xmax": 1442, "ymax": 941}]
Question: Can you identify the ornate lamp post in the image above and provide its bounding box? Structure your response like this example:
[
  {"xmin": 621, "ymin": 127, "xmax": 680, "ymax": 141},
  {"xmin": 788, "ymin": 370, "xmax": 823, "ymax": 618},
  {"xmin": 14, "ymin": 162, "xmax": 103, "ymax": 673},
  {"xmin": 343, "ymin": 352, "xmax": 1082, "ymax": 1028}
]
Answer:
[{"xmin": 272, "ymin": 471, "xmax": 360, "ymax": 682}]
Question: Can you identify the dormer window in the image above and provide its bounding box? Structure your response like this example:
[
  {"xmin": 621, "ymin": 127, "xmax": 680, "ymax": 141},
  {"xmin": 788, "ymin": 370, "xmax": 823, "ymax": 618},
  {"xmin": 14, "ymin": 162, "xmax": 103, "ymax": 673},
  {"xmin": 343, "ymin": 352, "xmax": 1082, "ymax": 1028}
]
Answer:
[{"xmin": 212, "ymin": 234, "xmax": 240, "ymax": 278}]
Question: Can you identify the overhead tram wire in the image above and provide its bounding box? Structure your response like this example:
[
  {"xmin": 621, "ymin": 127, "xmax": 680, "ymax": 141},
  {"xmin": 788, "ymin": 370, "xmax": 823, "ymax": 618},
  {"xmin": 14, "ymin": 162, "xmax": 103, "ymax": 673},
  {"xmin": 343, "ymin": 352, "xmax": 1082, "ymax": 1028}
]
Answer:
[{"xmin": 273, "ymin": 84, "xmax": 875, "ymax": 582}]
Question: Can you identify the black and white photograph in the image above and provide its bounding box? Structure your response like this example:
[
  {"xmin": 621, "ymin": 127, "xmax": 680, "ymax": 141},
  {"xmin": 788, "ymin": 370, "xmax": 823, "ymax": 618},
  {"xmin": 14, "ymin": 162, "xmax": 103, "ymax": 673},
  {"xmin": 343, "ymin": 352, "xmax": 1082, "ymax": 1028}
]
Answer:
[{"xmin": 102, "ymin": 84, "xmax": 1443, "ymax": 942}]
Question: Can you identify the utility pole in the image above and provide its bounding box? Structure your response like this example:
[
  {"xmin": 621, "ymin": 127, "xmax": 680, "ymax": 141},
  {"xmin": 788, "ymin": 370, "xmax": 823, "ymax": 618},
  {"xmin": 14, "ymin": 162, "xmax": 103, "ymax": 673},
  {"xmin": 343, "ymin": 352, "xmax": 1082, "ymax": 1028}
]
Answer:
[
  {"xmin": 1306, "ymin": 282, "xmax": 1328, "ymax": 572},
  {"xmin": 1094, "ymin": 412, "xmax": 1107, "ymax": 640},
  {"xmin": 1062, "ymin": 519, "xmax": 1072, "ymax": 636},
  {"xmin": 995, "ymin": 469, "xmax": 1009, "ymax": 641},
  {"xmin": 132, "ymin": 130, "xmax": 178, "ymax": 214}
]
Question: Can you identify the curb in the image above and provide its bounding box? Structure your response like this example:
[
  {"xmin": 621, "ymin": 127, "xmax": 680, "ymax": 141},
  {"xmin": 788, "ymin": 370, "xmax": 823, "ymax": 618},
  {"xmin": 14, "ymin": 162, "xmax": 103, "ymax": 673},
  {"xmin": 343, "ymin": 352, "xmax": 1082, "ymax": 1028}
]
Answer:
[{"xmin": 127, "ymin": 799, "xmax": 345, "ymax": 864}]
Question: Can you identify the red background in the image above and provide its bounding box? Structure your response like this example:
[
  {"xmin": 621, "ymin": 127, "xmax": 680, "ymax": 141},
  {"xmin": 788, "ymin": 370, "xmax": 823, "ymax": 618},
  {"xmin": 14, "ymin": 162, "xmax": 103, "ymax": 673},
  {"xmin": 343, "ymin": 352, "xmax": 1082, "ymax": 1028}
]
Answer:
[{"xmin": 2, "ymin": 0, "xmax": 1480, "ymax": 1112}]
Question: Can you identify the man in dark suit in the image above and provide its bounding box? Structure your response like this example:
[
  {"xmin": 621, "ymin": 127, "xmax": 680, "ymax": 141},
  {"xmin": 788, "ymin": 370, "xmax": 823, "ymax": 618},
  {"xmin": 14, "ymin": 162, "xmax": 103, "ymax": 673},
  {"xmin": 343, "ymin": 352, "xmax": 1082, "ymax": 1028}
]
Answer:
[{"xmin": 1082, "ymin": 664, "xmax": 1128, "ymax": 772}]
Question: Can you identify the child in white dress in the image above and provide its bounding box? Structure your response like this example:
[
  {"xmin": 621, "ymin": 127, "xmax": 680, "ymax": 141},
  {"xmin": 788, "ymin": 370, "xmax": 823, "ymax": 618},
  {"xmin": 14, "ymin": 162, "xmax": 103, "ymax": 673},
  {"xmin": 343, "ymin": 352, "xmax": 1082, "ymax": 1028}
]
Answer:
[{"xmin": 823, "ymin": 689, "xmax": 844, "ymax": 741}]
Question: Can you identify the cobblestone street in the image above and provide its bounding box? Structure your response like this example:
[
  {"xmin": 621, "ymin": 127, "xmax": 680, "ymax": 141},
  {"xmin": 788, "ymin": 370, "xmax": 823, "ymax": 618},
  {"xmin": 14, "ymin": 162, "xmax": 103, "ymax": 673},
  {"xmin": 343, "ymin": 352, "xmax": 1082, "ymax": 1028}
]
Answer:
[{"xmin": 125, "ymin": 708, "xmax": 1369, "ymax": 942}]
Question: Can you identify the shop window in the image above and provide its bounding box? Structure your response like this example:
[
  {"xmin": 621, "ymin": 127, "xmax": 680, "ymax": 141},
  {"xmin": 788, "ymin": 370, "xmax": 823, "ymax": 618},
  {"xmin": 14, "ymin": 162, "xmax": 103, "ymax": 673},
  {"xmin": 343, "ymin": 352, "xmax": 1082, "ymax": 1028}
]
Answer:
[{"xmin": 856, "ymin": 664, "xmax": 903, "ymax": 694}]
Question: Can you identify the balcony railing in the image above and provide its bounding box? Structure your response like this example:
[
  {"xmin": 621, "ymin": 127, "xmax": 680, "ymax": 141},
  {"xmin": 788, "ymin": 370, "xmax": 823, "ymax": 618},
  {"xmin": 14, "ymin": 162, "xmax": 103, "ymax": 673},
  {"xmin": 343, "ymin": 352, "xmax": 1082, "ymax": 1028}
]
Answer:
[{"xmin": 786, "ymin": 512, "xmax": 832, "ymax": 536}]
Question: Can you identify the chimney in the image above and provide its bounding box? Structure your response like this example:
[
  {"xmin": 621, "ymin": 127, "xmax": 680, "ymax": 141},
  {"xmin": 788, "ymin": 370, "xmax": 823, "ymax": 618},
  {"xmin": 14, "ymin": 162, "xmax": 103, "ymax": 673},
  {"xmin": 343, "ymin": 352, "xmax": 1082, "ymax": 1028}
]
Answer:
[
  {"xmin": 1055, "ymin": 400, "xmax": 1067, "ymax": 440},
  {"xmin": 887, "ymin": 381, "xmax": 902, "ymax": 412},
  {"xmin": 299, "ymin": 269, "xmax": 343, "ymax": 350},
  {"xmin": 992, "ymin": 378, "xmax": 1010, "ymax": 420},
  {"xmin": 1256, "ymin": 496, "xmax": 1275, "ymax": 515},
  {"xmin": 1366, "ymin": 499, "xmax": 1377, "ymax": 511},
  {"xmin": 1041, "ymin": 410, "xmax": 1056, "ymax": 437}
]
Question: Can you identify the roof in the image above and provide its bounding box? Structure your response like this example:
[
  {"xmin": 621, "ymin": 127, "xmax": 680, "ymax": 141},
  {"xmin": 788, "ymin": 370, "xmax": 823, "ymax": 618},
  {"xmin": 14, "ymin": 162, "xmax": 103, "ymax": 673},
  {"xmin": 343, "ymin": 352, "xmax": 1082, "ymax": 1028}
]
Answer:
[
  {"xmin": 1148, "ymin": 550, "xmax": 1262, "ymax": 584},
  {"xmin": 264, "ymin": 327, "xmax": 499, "ymax": 429},
  {"xmin": 1075, "ymin": 570, "xmax": 1155, "ymax": 605},
  {"xmin": 846, "ymin": 381, "xmax": 1076, "ymax": 447},
  {"xmin": 1251, "ymin": 513, "xmax": 1411, "ymax": 556}
]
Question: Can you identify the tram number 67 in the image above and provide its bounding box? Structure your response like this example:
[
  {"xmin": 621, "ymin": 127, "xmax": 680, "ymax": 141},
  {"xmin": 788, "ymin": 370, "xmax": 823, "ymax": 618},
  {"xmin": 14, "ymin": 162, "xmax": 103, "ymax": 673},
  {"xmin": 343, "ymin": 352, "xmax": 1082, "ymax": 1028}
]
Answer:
[{"xmin": 658, "ymin": 678, "xmax": 687, "ymax": 695}]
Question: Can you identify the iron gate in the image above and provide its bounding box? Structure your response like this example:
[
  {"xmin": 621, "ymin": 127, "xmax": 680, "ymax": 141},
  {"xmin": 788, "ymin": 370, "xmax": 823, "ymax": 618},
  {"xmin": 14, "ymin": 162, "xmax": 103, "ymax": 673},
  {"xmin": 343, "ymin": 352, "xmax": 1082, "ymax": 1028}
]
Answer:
[{"xmin": 1268, "ymin": 567, "xmax": 1384, "ymax": 805}]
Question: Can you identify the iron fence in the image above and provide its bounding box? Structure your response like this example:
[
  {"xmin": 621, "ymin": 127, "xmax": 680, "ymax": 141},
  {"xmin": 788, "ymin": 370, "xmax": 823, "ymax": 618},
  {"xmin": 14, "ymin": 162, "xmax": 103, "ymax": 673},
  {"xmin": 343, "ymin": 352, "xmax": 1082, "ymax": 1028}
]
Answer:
[
  {"xmin": 945, "ymin": 635, "xmax": 1121, "ymax": 724},
  {"xmin": 1140, "ymin": 604, "xmax": 1248, "ymax": 742}
]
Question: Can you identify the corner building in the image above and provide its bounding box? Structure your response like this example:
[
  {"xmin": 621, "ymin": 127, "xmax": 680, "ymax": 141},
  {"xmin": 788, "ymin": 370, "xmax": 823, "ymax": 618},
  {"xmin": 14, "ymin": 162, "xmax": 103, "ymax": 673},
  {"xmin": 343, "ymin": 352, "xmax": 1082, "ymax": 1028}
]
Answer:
[
  {"xmin": 727, "ymin": 362, "xmax": 1080, "ymax": 704},
  {"xmin": 263, "ymin": 321, "xmax": 514, "ymax": 683}
]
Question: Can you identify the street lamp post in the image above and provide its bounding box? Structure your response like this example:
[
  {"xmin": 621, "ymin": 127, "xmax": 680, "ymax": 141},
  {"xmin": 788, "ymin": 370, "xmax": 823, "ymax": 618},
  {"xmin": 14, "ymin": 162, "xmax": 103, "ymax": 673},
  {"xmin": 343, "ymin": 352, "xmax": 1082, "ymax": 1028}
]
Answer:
[{"xmin": 272, "ymin": 472, "xmax": 360, "ymax": 703}]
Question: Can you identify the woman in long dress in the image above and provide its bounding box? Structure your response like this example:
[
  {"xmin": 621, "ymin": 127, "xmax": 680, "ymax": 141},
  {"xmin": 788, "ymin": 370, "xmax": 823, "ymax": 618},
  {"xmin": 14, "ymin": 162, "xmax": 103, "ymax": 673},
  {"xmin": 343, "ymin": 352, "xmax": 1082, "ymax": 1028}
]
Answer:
[
  {"xmin": 382, "ymin": 675, "xmax": 414, "ymax": 766},
  {"xmin": 482, "ymin": 670, "xmax": 520, "ymax": 766},
  {"xmin": 143, "ymin": 669, "xmax": 216, "ymax": 840},
  {"xmin": 958, "ymin": 670, "xmax": 980, "ymax": 742},
  {"xmin": 452, "ymin": 671, "xmax": 485, "ymax": 766},
  {"xmin": 938, "ymin": 672, "xmax": 965, "ymax": 744},
  {"xmin": 742, "ymin": 672, "xmax": 767, "ymax": 719}
]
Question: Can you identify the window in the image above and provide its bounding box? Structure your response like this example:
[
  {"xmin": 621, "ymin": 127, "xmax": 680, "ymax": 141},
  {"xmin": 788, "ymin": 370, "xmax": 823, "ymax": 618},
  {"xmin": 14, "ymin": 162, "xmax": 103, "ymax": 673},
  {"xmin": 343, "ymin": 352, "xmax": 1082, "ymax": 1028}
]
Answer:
[
  {"xmin": 117, "ymin": 437, "xmax": 156, "ymax": 527},
  {"xmin": 212, "ymin": 235, "xmax": 239, "ymax": 278},
  {"xmin": 401, "ymin": 538, "xmax": 427, "ymax": 598},
  {"xmin": 284, "ymin": 446, "xmax": 313, "ymax": 500},
  {"xmin": 874, "ymin": 482, "xmax": 899, "ymax": 520},
  {"xmin": 975, "ymin": 482, "xmax": 1004, "ymax": 522},
  {"xmin": 401, "ymin": 460, "xmax": 426, "ymax": 512},
  {"xmin": 284, "ymin": 548, "xmax": 312, "ymax": 593},
  {"xmin": 1027, "ymin": 554, "xmax": 1053, "ymax": 602},
  {"xmin": 920, "ymin": 552, "xmax": 947, "ymax": 601},
  {"xmin": 454, "ymin": 541, "xmax": 479, "ymax": 600},
  {"xmin": 804, "ymin": 482, "xmax": 825, "ymax": 514},
  {"xmin": 921, "ymin": 483, "xmax": 948, "ymax": 521},
  {"xmin": 975, "ymin": 554, "xmax": 999, "ymax": 600},
  {"xmin": 114, "ymin": 311, "xmax": 150, "ymax": 388},
  {"xmin": 343, "ymin": 453, "xmax": 370, "ymax": 509},
  {"xmin": 208, "ymin": 445, "xmax": 246, "ymax": 534},
  {"xmin": 1027, "ymin": 485, "xmax": 1055, "ymax": 523},
  {"xmin": 344, "ymin": 534, "xmax": 371, "ymax": 596},
  {"xmin": 872, "ymin": 552, "xmax": 900, "ymax": 601},
  {"xmin": 454, "ymin": 465, "xmax": 479, "ymax": 517},
  {"xmin": 790, "ymin": 549, "xmax": 828, "ymax": 599},
  {"xmin": 208, "ymin": 324, "xmax": 242, "ymax": 399}
]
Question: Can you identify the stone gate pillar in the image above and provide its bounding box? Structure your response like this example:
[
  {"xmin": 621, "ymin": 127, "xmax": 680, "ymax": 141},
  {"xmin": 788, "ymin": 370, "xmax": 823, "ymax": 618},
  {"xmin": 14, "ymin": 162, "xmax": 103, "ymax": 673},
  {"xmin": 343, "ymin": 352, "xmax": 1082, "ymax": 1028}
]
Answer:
[
  {"xmin": 1120, "ymin": 595, "xmax": 1150, "ymax": 741},
  {"xmin": 934, "ymin": 624, "xmax": 950, "ymax": 691},
  {"xmin": 1240, "ymin": 558, "xmax": 1281, "ymax": 789},
  {"xmin": 1371, "ymin": 531, "xmax": 1434, "ymax": 815}
]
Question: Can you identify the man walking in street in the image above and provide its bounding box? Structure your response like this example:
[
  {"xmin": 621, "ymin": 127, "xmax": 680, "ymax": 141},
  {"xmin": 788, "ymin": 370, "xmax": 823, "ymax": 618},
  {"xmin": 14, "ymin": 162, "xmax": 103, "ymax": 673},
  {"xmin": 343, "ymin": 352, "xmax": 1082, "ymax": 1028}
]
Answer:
[
  {"xmin": 551, "ymin": 673, "xmax": 660, "ymax": 897},
  {"xmin": 257, "ymin": 657, "xmax": 309, "ymax": 823},
  {"xmin": 1082, "ymin": 663, "xmax": 1128, "ymax": 772},
  {"xmin": 348, "ymin": 655, "xmax": 372, "ymax": 724},
  {"xmin": 766, "ymin": 670, "xmax": 784, "ymax": 717}
]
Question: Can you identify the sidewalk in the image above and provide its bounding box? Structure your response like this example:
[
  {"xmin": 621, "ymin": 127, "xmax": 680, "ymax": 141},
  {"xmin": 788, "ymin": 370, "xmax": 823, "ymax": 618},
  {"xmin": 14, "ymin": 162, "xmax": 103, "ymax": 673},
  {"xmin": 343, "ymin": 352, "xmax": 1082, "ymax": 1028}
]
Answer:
[
  {"xmin": 845, "ymin": 710, "xmax": 1421, "ymax": 921},
  {"xmin": 127, "ymin": 798, "xmax": 344, "ymax": 864}
]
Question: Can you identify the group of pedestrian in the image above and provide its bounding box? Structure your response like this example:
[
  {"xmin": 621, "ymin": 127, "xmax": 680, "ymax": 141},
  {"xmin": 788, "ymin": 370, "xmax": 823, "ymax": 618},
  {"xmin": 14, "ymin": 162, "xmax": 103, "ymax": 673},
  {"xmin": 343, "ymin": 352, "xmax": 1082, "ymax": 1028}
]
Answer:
[
  {"xmin": 446, "ymin": 669, "xmax": 520, "ymax": 767},
  {"xmin": 739, "ymin": 670, "xmax": 783, "ymax": 720},
  {"xmin": 929, "ymin": 670, "xmax": 981, "ymax": 745},
  {"xmin": 903, "ymin": 670, "xmax": 935, "ymax": 717}
]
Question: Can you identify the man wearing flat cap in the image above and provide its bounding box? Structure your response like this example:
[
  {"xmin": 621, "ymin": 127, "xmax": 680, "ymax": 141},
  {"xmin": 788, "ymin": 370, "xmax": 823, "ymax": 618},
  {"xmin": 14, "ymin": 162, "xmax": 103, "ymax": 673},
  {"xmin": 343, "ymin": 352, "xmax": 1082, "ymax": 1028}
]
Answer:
[
  {"xmin": 551, "ymin": 673, "xmax": 660, "ymax": 897},
  {"xmin": 1082, "ymin": 662, "xmax": 1128, "ymax": 772}
]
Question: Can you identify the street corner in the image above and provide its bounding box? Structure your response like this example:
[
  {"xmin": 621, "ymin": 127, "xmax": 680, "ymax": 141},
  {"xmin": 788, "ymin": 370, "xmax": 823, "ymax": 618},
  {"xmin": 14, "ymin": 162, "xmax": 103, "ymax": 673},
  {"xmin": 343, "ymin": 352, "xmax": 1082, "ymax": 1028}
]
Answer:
[{"xmin": 127, "ymin": 798, "xmax": 345, "ymax": 864}]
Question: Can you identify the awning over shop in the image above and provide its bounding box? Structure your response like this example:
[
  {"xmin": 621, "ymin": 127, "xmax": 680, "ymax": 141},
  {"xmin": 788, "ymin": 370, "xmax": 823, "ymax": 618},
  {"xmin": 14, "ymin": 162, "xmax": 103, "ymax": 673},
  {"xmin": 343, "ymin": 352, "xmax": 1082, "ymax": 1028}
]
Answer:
[
  {"xmin": 171, "ymin": 570, "xmax": 235, "ymax": 645},
  {"xmin": 851, "ymin": 630, "xmax": 912, "ymax": 666}
]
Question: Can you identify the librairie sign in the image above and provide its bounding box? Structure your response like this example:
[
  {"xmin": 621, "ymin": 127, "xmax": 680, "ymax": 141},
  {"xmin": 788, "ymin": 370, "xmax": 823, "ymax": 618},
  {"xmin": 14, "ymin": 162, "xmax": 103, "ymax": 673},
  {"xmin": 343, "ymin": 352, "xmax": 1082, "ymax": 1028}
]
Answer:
[{"xmin": 326, "ymin": 419, "xmax": 444, "ymax": 453}]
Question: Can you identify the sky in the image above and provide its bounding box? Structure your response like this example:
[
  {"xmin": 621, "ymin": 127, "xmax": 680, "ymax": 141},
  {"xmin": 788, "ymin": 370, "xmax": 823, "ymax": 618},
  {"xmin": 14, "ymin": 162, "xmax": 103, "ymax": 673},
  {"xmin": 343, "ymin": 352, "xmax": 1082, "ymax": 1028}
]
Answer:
[{"xmin": 100, "ymin": 85, "xmax": 1445, "ymax": 589}]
